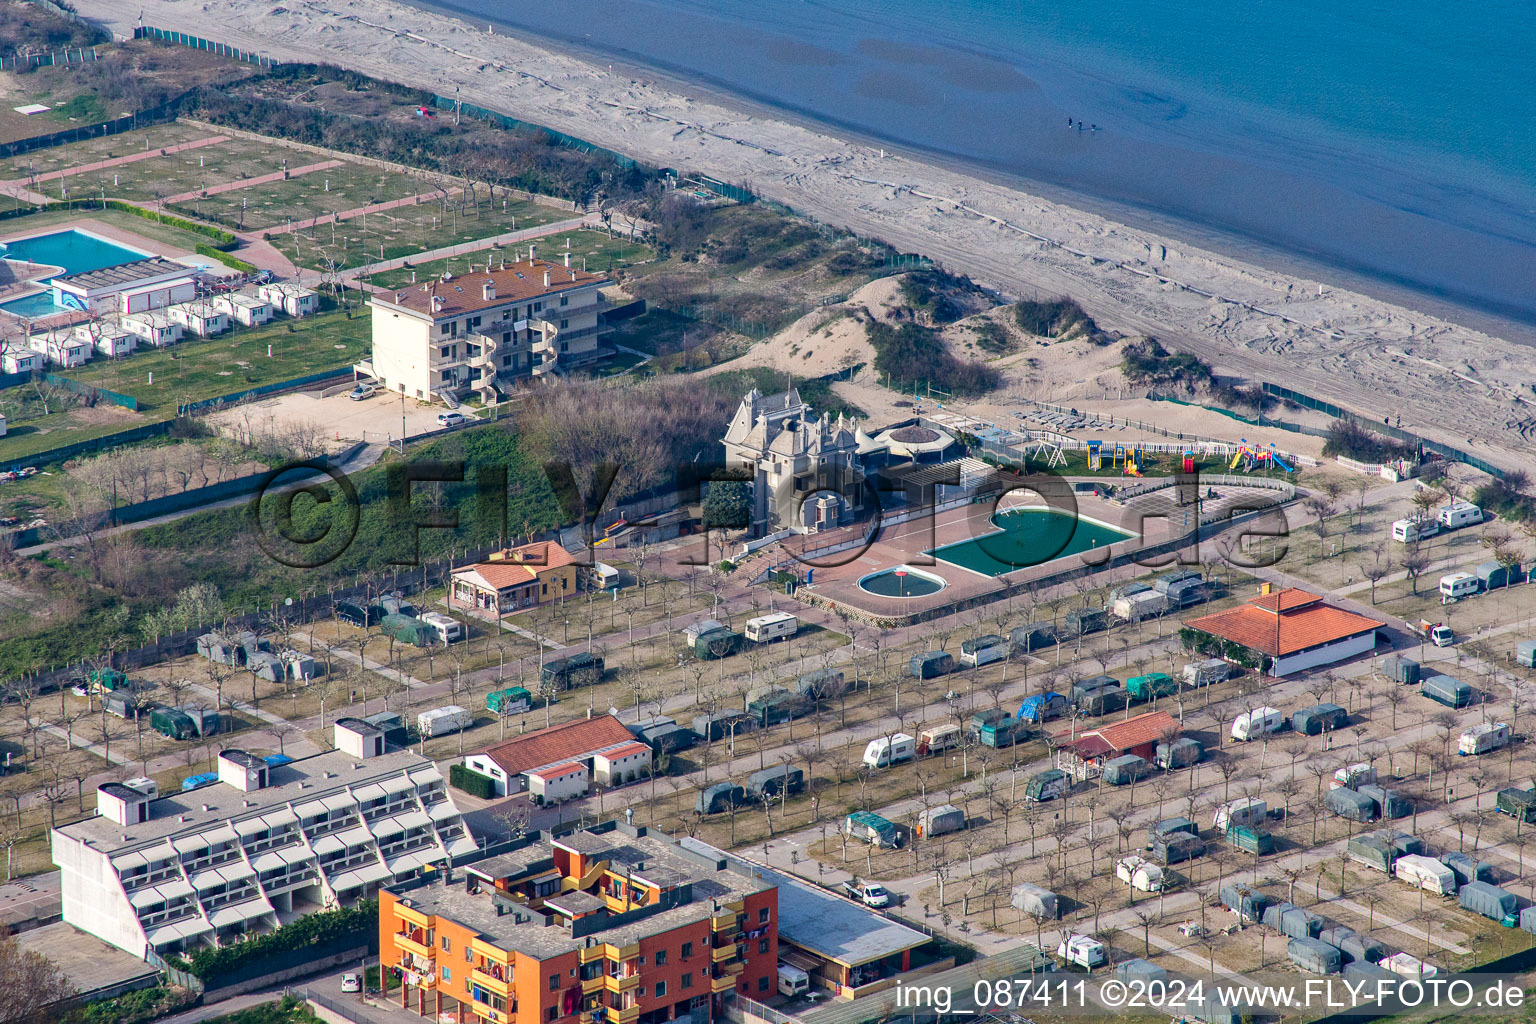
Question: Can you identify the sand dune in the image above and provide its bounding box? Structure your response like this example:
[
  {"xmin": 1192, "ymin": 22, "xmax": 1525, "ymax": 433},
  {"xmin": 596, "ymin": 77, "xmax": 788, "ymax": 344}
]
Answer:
[{"xmin": 74, "ymin": 0, "xmax": 1536, "ymax": 470}]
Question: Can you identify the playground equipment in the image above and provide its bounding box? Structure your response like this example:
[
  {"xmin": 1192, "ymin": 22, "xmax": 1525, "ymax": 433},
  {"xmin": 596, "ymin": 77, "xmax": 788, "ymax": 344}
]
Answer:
[
  {"xmin": 1027, "ymin": 437, "xmax": 1068, "ymax": 469},
  {"xmin": 1182, "ymin": 451, "xmax": 1195, "ymax": 474},
  {"xmin": 1114, "ymin": 444, "xmax": 1144, "ymax": 476},
  {"xmin": 1088, "ymin": 440, "xmax": 1104, "ymax": 471},
  {"xmin": 1229, "ymin": 439, "xmax": 1294, "ymax": 474}
]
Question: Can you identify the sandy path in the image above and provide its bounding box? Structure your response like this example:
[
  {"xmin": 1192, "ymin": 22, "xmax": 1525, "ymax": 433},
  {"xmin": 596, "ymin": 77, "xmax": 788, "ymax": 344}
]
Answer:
[{"xmin": 74, "ymin": 0, "xmax": 1536, "ymax": 471}]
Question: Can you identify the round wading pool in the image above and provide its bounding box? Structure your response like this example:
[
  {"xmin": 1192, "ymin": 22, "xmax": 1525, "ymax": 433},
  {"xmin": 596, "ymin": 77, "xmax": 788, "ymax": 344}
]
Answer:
[{"xmin": 857, "ymin": 565, "xmax": 946, "ymax": 598}]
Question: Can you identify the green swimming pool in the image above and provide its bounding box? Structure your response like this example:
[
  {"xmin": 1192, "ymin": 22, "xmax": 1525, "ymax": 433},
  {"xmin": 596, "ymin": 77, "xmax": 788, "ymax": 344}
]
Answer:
[
  {"xmin": 930, "ymin": 508, "xmax": 1135, "ymax": 577},
  {"xmin": 859, "ymin": 565, "xmax": 946, "ymax": 598}
]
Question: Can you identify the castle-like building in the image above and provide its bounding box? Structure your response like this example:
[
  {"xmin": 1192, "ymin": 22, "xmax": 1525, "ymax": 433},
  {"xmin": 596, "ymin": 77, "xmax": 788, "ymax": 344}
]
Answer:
[{"xmin": 720, "ymin": 389, "xmax": 863, "ymax": 537}]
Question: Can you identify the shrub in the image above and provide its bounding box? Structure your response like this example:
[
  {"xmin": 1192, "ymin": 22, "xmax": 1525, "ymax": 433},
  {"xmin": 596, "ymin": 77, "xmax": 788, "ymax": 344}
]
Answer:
[
  {"xmin": 1472, "ymin": 473, "xmax": 1536, "ymax": 525},
  {"xmin": 172, "ymin": 900, "xmax": 377, "ymax": 981},
  {"xmin": 195, "ymin": 243, "xmax": 256, "ymax": 274},
  {"xmin": 1320, "ymin": 420, "xmax": 1413, "ymax": 463},
  {"xmin": 1013, "ymin": 297, "xmax": 1111, "ymax": 344},
  {"xmin": 450, "ymin": 763, "xmax": 496, "ymax": 799},
  {"xmin": 66, "ymin": 985, "xmax": 197, "ymax": 1024},
  {"xmin": 1120, "ymin": 338, "xmax": 1212, "ymax": 390},
  {"xmin": 866, "ymin": 321, "xmax": 1000, "ymax": 397}
]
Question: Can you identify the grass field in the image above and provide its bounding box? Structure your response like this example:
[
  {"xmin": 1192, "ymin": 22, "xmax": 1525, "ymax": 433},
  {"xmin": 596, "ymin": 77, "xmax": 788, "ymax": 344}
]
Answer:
[
  {"xmin": 0, "ymin": 121, "xmax": 213, "ymax": 181},
  {"xmin": 266, "ymin": 185, "xmax": 571, "ymax": 270},
  {"xmin": 56, "ymin": 134, "xmax": 303, "ymax": 206},
  {"xmin": 0, "ymin": 306, "xmax": 365, "ymax": 463},
  {"xmin": 168, "ymin": 161, "xmax": 439, "ymax": 232},
  {"xmin": 367, "ymin": 230, "xmax": 655, "ymax": 289}
]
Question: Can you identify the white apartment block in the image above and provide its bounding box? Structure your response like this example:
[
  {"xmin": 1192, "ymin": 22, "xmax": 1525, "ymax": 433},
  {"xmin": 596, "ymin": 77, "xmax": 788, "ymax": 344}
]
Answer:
[
  {"xmin": 51, "ymin": 737, "xmax": 476, "ymax": 959},
  {"xmin": 366, "ymin": 253, "xmax": 607, "ymax": 404}
]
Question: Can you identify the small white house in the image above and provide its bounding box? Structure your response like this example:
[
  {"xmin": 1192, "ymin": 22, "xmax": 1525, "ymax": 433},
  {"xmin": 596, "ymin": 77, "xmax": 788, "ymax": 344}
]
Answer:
[
  {"xmin": 118, "ymin": 312, "xmax": 183, "ymax": 347},
  {"xmin": 213, "ymin": 293, "xmax": 274, "ymax": 327},
  {"xmin": 167, "ymin": 301, "xmax": 230, "ymax": 338},
  {"xmin": 333, "ymin": 718, "xmax": 385, "ymax": 759},
  {"xmin": 591, "ymin": 740, "xmax": 651, "ymax": 787},
  {"xmin": 1, "ymin": 349, "xmax": 40, "ymax": 374},
  {"xmin": 73, "ymin": 323, "xmax": 136, "ymax": 358},
  {"xmin": 28, "ymin": 333, "xmax": 90, "ymax": 368},
  {"xmin": 257, "ymin": 282, "xmax": 320, "ymax": 318},
  {"xmin": 525, "ymin": 761, "xmax": 588, "ymax": 804}
]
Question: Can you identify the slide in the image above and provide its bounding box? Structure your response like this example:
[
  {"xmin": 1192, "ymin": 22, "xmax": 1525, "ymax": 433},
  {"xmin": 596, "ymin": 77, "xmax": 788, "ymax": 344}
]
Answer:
[
  {"xmin": 1269, "ymin": 451, "xmax": 1294, "ymax": 473},
  {"xmin": 1229, "ymin": 450, "xmax": 1246, "ymax": 470}
]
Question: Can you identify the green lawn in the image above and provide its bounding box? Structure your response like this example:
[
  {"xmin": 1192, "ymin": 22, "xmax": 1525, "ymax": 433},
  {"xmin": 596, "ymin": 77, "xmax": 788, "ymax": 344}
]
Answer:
[
  {"xmin": 267, "ymin": 186, "xmax": 572, "ymax": 270},
  {"xmin": 169, "ymin": 162, "xmax": 437, "ymax": 232},
  {"xmin": 0, "ymin": 122, "xmax": 213, "ymax": 182},
  {"xmin": 62, "ymin": 135, "xmax": 304, "ymax": 206},
  {"xmin": 367, "ymin": 229, "xmax": 654, "ymax": 289}
]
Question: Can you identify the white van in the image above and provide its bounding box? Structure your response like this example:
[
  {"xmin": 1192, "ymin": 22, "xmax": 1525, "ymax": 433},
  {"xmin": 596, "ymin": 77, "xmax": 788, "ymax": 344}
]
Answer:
[
  {"xmin": 1231, "ymin": 706, "xmax": 1286, "ymax": 742},
  {"xmin": 1056, "ymin": 934, "xmax": 1107, "ymax": 969},
  {"xmin": 1458, "ymin": 722, "xmax": 1511, "ymax": 756},
  {"xmin": 744, "ymin": 612, "xmax": 799, "ymax": 643},
  {"xmin": 1394, "ymin": 855, "xmax": 1455, "ymax": 896},
  {"xmin": 582, "ymin": 561, "xmax": 621, "ymax": 591},
  {"xmin": 1439, "ymin": 572, "xmax": 1479, "ymax": 601},
  {"xmin": 777, "ymin": 963, "xmax": 810, "ymax": 998},
  {"xmin": 863, "ymin": 733, "xmax": 917, "ymax": 768},
  {"xmin": 1331, "ymin": 763, "xmax": 1377, "ymax": 790},
  {"xmin": 1437, "ymin": 502, "xmax": 1484, "ymax": 530},
  {"xmin": 1392, "ymin": 518, "xmax": 1440, "ymax": 543},
  {"xmin": 419, "ymin": 611, "xmax": 464, "ymax": 645},
  {"xmin": 1213, "ymin": 797, "xmax": 1268, "ymax": 832},
  {"xmin": 918, "ymin": 723, "xmax": 961, "ymax": 755}
]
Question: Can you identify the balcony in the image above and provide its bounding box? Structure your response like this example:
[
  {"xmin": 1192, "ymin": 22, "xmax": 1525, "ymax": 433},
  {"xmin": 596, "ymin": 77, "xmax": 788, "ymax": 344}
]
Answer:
[
  {"xmin": 394, "ymin": 931, "xmax": 433, "ymax": 959},
  {"xmin": 710, "ymin": 945, "xmax": 735, "ymax": 963},
  {"xmin": 710, "ymin": 915, "xmax": 738, "ymax": 933},
  {"xmin": 578, "ymin": 946, "xmax": 606, "ymax": 965},
  {"xmin": 722, "ymin": 961, "xmax": 745, "ymax": 977},
  {"xmin": 611, "ymin": 1005, "xmax": 640, "ymax": 1024},
  {"xmin": 603, "ymin": 973, "xmax": 640, "ymax": 994},
  {"xmin": 472, "ymin": 967, "xmax": 512, "ymax": 996},
  {"xmin": 471, "ymin": 998, "xmax": 511, "ymax": 1023},
  {"xmin": 581, "ymin": 976, "xmax": 606, "ymax": 996},
  {"xmin": 710, "ymin": 976, "xmax": 735, "ymax": 994}
]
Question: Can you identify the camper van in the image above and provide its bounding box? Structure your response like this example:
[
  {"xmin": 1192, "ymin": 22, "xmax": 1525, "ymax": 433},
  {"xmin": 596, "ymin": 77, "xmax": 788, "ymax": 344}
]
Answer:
[
  {"xmin": 1392, "ymin": 518, "xmax": 1440, "ymax": 543},
  {"xmin": 1213, "ymin": 797, "xmax": 1268, "ymax": 832},
  {"xmin": 581, "ymin": 562, "xmax": 621, "ymax": 591},
  {"xmin": 959, "ymin": 634, "xmax": 1009, "ymax": 667},
  {"xmin": 1231, "ymin": 706, "xmax": 1287, "ymax": 742},
  {"xmin": 863, "ymin": 733, "xmax": 917, "ymax": 768},
  {"xmin": 1025, "ymin": 769, "xmax": 1069, "ymax": 802},
  {"xmin": 777, "ymin": 963, "xmax": 811, "ymax": 998},
  {"xmin": 1439, "ymin": 572, "xmax": 1480, "ymax": 601},
  {"xmin": 1394, "ymin": 855, "xmax": 1455, "ymax": 896},
  {"xmin": 1458, "ymin": 722, "xmax": 1511, "ymax": 756},
  {"xmin": 744, "ymin": 612, "xmax": 799, "ymax": 643},
  {"xmin": 419, "ymin": 612, "xmax": 464, "ymax": 645},
  {"xmin": 1437, "ymin": 502, "xmax": 1484, "ymax": 530}
]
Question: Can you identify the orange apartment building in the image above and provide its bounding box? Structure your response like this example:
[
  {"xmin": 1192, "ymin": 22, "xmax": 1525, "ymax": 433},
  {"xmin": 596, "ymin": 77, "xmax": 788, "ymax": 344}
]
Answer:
[{"xmin": 380, "ymin": 823, "xmax": 778, "ymax": 1024}]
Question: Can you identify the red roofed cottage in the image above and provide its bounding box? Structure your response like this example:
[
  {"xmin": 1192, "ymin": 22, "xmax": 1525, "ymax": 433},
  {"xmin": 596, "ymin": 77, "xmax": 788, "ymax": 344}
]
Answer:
[{"xmin": 1183, "ymin": 584, "xmax": 1383, "ymax": 677}]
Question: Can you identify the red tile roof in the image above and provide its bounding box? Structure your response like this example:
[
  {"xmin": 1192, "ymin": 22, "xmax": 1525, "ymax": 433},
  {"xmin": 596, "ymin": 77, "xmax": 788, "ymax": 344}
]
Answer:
[
  {"xmin": 455, "ymin": 542, "xmax": 577, "ymax": 590},
  {"xmin": 374, "ymin": 258, "xmax": 606, "ymax": 320},
  {"xmin": 476, "ymin": 715, "xmax": 633, "ymax": 777},
  {"xmin": 528, "ymin": 761, "xmax": 586, "ymax": 780},
  {"xmin": 1056, "ymin": 710, "xmax": 1179, "ymax": 755},
  {"xmin": 1185, "ymin": 587, "xmax": 1384, "ymax": 657},
  {"xmin": 594, "ymin": 741, "xmax": 651, "ymax": 762}
]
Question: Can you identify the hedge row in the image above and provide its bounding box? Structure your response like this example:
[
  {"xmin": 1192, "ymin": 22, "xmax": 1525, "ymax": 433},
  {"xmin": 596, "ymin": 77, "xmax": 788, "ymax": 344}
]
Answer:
[
  {"xmin": 195, "ymin": 242, "xmax": 255, "ymax": 274},
  {"xmin": 450, "ymin": 762, "xmax": 496, "ymax": 800},
  {"xmin": 0, "ymin": 199, "xmax": 238, "ymax": 247},
  {"xmin": 171, "ymin": 898, "xmax": 377, "ymax": 980}
]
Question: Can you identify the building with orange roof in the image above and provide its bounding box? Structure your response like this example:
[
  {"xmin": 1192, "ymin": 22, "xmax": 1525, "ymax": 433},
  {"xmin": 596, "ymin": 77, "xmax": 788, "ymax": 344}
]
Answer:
[
  {"xmin": 1052, "ymin": 710, "xmax": 1179, "ymax": 780},
  {"xmin": 366, "ymin": 250, "xmax": 609, "ymax": 404},
  {"xmin": 1182, "ymin": 585, "xmax": 1384, "ymax": 677},
  {"xmin": 450, "ymin": 542, "xmax": 579, "ymax": 616},
  {"xmin": 463, "ymin": 715, "xmax": 644, "ymax": 799}
]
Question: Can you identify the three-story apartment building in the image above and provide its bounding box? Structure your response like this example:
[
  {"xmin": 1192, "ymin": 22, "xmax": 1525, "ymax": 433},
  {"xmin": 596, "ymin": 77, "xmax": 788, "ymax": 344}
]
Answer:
[
  {"xmin": 367, "ymin": 253, "xmax": 608, "ymax": 404},
  {"xmin": 380, "ymin": 824, "xmax": 778, "ymax": 1024}
]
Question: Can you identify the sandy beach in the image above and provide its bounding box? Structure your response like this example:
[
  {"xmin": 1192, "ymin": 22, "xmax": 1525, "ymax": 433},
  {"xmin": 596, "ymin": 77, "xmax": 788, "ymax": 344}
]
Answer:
[{"xmin": 72, "ymin": 0, "xmax": 1536, "ymax": 472}]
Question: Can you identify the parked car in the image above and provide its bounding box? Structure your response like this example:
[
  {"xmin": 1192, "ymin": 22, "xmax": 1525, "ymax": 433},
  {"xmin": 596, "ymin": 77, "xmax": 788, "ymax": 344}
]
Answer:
[
  {"xmin": 348, "ymin": 384, "xmax": 377, "ymax": 401},
  {"xmin": 340, "ymin": 972, "xmax": 362, "ymax": 993},
  {"xmin": 437, "ymin": 411, "xmax": 471, "ymax": 427},
  {"xmin": 841, "ymin": 880, "xmax": 891, "ymax": 907}
]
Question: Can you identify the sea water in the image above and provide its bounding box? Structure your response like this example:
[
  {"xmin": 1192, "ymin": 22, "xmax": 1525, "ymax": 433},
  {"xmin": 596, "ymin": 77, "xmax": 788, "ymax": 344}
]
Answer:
[{"xmin": 415, "ymin": 0, "xmax": 1536, "ymax": 326}]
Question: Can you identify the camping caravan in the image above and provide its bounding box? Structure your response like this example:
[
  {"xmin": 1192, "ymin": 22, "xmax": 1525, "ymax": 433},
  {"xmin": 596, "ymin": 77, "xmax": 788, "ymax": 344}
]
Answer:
[
  {"xmin": 419, "ymin": 612, "xmax": 464, "ymax": 646},
  {"xmin": 747, "ymin": 765, "xmax": 803, "ymax": 800},
  {"xmin": 863, "ymin": 733, "xmax": 916, "ymax": 768},
  {"xmin": 1113, "ymin": 590, "xmax": 1169, "ymax": 622},
  {"xmin": 1292, "ymin": 703, "xmax": 1347, "ymax": 736},
  {"xmin": 1394, "ymin": 855, "xmax": 1456, "ymax": 896},
  {"xmin": 486, "ymin": 687, "xmax": 532, "ymax": 715},
  {"xmin": 1458, "ymin": 722, "xmax": 1511, "ymax": 756},
  {"xmin": 1437, "ymin": 501, "xmax": 1484, "ymax": 530},
  {"xmin": 1155, "ymin": 738, "xmax": 1204, "ymax": 770},
  {"xmin": 247, "ymin": 651, "xmax": 284, "ymax": 683},
  {"xmin": 1150, "ymin": 833, "xmax": 1205, "ymax": 866},
  {"xmin": 1025, "ymin": 769, "xmax": 1069, "ymax": 802},
  {"xmin": 1383, "ymin": 655, "xmax": 1421, "ymax": 684},
  {"xmin": 1264, "ymin": 904, "xmax": 1322, "ymax": 941},
  {"xmin": 1496, "ymin": 787, "xmax": 1536, "ymax": 822},
  {"xmin": 1231, "ymin": 706, "xmax": 1286, "ymax": 741},
  {"xmin": 1392, "ymin": 518, "xmax": 1440, "ymax": 543},
  {"xmin": 1317, "ymin": 927, "xmax": 1387, "ymax": 966},
  {"xmin": 693, "ymin": 628, "xmax": 743, "ymax": 659},
  {"xmin": 541, "ymin": 651, "xmax": 604, "ymax": 690},
  {"xmin": 1332, "ymin": 763, "xmax": 1377, "ymax": 790},
  {"xmin": 1356, "ymin": 784, "xmax": 1412, "ymax": 819},
  {"xmin": 1475, "ymin": 560, "xmax": 1524, "ymax": 591},
  {"xmin": 1162, "ymin": 577, "xmax": 1207, "ymax": 609},
  {"xmin": 793, "ymin": 668, "xmax": 847, "ymax": 700},
  {"xmin": 280, "ymin": 649, "xmax": 316, "ymax": 682},
  {"xmin": 978, "ymin": 717, "xmax": 1026, "ymax": 748},
  {"xmin": 1226, "ymin": 826, "xmax": 1275, "ymax": 855},
  {"xmin": 150, "ymin": 707, "xmax": 197, "ymax": 740},
  {"xmin": 749, "ymin": 689, "xmax": 809, "ymax": 728},
  {"xmin": 1071, "ymin": 675, "xmax": 1120, "ymax": 704},
  {"xmin": 1009, "ymin": 883, "xmax": 1059, "ymax": 920},
  {"xmin": 692, "ymin": 710, "xmax": 756, "ymax": 742},
  {"xmin": 1439, "ymin": 572, "xmax": 1480, "ymax": 601},
  {"xmin": 581, "ymin": 561, "xmax": 621, "ymax": 592},
  {"xmin": 917, "ymin": 804, "xmax": 966, "ymax": 838},
  {"xmin": 776, "ymin": 963, "xmax": 810, "ymax": 999},
  {"xmin": 1125, "ymin": 673, "xmax": 1177, "ymax": 701},
  {"xmin": 909, "ymin": 651, "xmax": 955, "ymax": 679},
  {"xmin": 1116, "ymin": 855, "xmax": 1165, "ymax": 892},
  {"xmin": 959, "ymin": 634, "xmax": 1009, "ymax": 667},
  {"xmin": 1009, "ymin": 623, "xmax": 1056, "ymax": 653},
  {"xmin": 1063, "ymin": 607, "xmax": 1109, "ymax": 637},
  {"xmin": 1080, "ymin": 686, "xmax": 1127, "ymax": 716},
  {"xmin": 1458, "ymin": 881, "xmax": 1517, "ymax": 924},
  {"xmin": 1213, "ymin": 797, "xmax": 1267, "ymax": 832},
  {"xmin": 417, "ymin": 706, "xmax": 472, "ymax": 738},
  {"xmin": 1147, "ymin": 818, "xmax": 1198, "ymax": 847},
  {"xmin": 1221, "ymin": 884, "xmax": 1271, "ymax": 922},
  {"xmin": 1116, "ymin": 960, "xmax": 1168, "ymax": 985},
  {"xmin": 1441, "ymin": 852, "xmax": 1494, "ymax": 888},
  {"xmin": 697, "ymin": 783, "xmax": 745, "ymax": 814},
  {"xmin": 1017, "ymin": 692, "xmax": 1070, "ymax": 723},
  {"xmin": 1183, "ymin": 659, "xmax": 1231, "ymax": 688},
  {"xmin": 196, "ymin": 632, "xmax": 239, "ymax": 666},
  {"xmin": 917, "ymin": 723, "xmax": 961, "ymax": 756},
  {"xmin": 844, "ymin": 811, "xmax": 900, "ymax": 848},
  {"xmin": 1518, "ymin": 641, "xmax": 1536, "ymax": 669},
  {"xmin": 683, "ymin": 620, "xmax": 726, "ymax": 646},
  {"xmin": 1102, "ymin": 754, "xmax": 1151, "ymax": 786},
  {"xmin": 1288, "ymin": 937, "xmax": 1342, "ymax": 975},
  {"xmin": 1379, "ymin": 953, "xmax": 1438, "ymax": 979},
  {"xmin": 744, "ymin": 612, "xmax": 798, "ymax": 643},
  {"xmin": 1326, "ymin": 787, "xmax": 1379, "ymax": 823},
  {"xmin": 1057, "ymin": 934, "xmax": 1108, "ymax": 970},
  {"xmin": 1422, "ymin": 674, "xmax": 1473, "ymax": 708}
]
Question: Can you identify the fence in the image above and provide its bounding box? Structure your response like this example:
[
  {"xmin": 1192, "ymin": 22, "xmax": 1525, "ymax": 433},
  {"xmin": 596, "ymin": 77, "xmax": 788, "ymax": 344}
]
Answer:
[
  {"xmin": 2, "ymin": 418, "xmax": 174, "ymax": 473},
  {"xmin": 304, "ymin": 990, "xmax": 370, "ymax": 1024},
  {"xmin": 0, "ymin": 45, "xmax": 98, "ymax": 72},
  {"xmin": 434, "ymin": 96, "xmax": 637, "ymax": 169},
  {"xmin": 132, "ymin": 26, "xmax": 280, "ymax": 68},
  {"xmin": 181, "ymin": 366, "xmax": 355, "ymax": 416},
  {"xmin": 144, "ymin": 947, "xmax": 204, "ymax": 995},
  {"xmin": 1262, "ymin": 381, "xmax": 1508, "ymax": 479},
  {"xmin": 42, "ymin": 372, "xmax": 138, "ymax": 410}
]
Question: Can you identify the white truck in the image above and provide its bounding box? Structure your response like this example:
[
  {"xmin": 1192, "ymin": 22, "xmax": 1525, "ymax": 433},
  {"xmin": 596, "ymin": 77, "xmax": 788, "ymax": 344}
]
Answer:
[
  {"xmin": 777, "ymin": 963, "xmax": 810, "ymax": 998},
  {"xmin": 841, "ymin": 879, "xmax": 891, "ymax": 907},
  {"xmin": 417, "ymin": 705, "xmax": 473, "ymax": 737}
]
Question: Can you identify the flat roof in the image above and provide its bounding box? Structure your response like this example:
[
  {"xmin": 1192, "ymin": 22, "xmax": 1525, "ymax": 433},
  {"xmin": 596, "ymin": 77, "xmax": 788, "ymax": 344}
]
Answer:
[
  {"xmin": 55, "ymin": 257, "xmax": 192, "ymax": 291},
  {"xmin": 56, "ymin": 748, "xmax": 442, "ymax": 854},
  {"xmin": 679, "ymin": 839, "xmax": 927, "ymax": 968}
]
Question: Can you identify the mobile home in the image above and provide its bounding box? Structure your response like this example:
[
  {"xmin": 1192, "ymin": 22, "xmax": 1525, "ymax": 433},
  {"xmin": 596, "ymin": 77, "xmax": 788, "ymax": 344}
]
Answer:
[
  {"xmin": 1394, "ymin": 855, "xmax": 1455, "ymax": 896},
  {"xmin": 959, "ymin": 633, "xmax": 1009, "ymax": 667},
  {"xmin": 744, "ymin": 612, "xmax": 798, "ymax": 643},
  {"xmin": 1231, "ymin": 706, "xmax": 1287, "ymax": 741},
  {"xmin": 1458, "ymin": 722, "xmax": 1511, "ymax": 756},
  {"xmin": 1439, "ymin": 572, "xmax": 1479, "ymax": 601},
  {"xmin": 909, "ymin": 651, "xmax": 955, "ymax": 678},
  {"xmin": 1421, "ymin": 674, "xmax": 1473, "ymax": 708},
  {"xmin": 1213, "ymin": 797, "xmax": 1268, "ymax": 832},
  {"xmin": 212, "ymin": 292, "xmax": 274, "ymax": 327},
  {"xmin": 1437, "ymin": 501, "xmax": 1484, "ymax": 530},
  {"xmin": 1391, "ymin": 518, "xmax": 1439, "ymax": 543},
  {"xmin": 917, "ymin": 723, "xmax": 961, "ymax": 755},
  {"xmin": 417, "ymin": 705, "xmax": 473, "ymax": 737},
  {"xmin": 862, "ymin": 733, "xmax": 916, "ymax": 768}
]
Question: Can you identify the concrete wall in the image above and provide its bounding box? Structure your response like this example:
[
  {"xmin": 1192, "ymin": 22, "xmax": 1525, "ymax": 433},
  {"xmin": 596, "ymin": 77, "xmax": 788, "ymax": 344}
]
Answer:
[
  {"xmin": 464, "ymin": 754, "xmax": 518, "ymax": 796},
  {"xmin": 370, "ymin": 307, "xmax": 432, "ymax": 399},
  {"xmin": 201, "ymin": 944, "xmax": 371, "ymax": 1002},
  {"xmin": 52, "ymin": 832, "xmax": 147, "ymax": 959},
  {"xmin": 1272, "ymin": 632, "xmax": 1376, "ymax": 677}
]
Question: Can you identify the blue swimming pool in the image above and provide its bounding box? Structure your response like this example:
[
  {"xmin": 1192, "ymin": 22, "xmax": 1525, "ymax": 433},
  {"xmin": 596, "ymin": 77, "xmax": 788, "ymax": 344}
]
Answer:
[
  {"xmin": 0, "ymin": 229, "xmax": 149, "ymax": 275},
  {"xmin": 0, "ymin": 229, "xmax": 151, "ymax": 318}
]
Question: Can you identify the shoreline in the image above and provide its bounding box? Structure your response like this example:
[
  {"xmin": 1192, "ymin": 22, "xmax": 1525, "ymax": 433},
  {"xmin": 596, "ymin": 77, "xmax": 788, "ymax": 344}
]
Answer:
[
  {"xmin": 445, "ymin": 6, "xmax": 1536, "ymax": 351},
  {"xmin": 68, "ymin": 0, "xmax": 1536, "ymax": 472}
]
